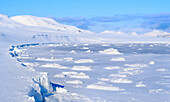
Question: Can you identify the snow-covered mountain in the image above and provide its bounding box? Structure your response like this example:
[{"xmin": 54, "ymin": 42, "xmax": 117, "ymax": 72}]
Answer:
[
  {"xmin": 10, "ymin": 15, "xmax": 93, "ymax": 34},
  {"xmin": 0, "ymin": 14, "xmax": 97, "ymax": 44},
  {"xmin": 143, "ymin": 30, "xmax": 170, "ymax": 38}
]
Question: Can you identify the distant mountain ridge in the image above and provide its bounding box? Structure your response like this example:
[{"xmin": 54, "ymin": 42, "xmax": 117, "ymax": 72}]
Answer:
[
  {"xmin": 0, "ymin": 14, "xmax": 170, "ymax": 44},
  {"xmin": 0, "ymin": 14, "xmax": 93, "ymax": 34}
]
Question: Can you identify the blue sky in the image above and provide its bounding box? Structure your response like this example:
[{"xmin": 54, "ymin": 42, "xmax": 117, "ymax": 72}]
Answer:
[
  {"xmin": 1, "ymin": 0, "xmax": 170, "ymax": 17},
  {"xmin": 1, "ymin": 0, "xmax": 170, "ymax": 32}
]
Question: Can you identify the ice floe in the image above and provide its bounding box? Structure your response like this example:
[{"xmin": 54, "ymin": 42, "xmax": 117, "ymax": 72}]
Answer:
[
  {"xmin": 82, "ymin": 47, "xmax": 89, "ymax": 49},
  {"xmin": 72, "ymin": 66, "xmax": 92, "ymax": 71},
  {"xmin": 16, "ymin": 56, "xmax": 32, "ymax": 59},
  {"xmin": 99, "ymin": 48, "xmax": 122, "ymax": 54},
  {"xmin": 69, "ymin": 50, "xmax": 76, "ymax": 54},
  {"xmin": 56, "ymin": 87, "xmax": 67, "ymax": 93},
  {"xmin": 73, "ymin": 44, "xmax": 78, "ymax": 46},
  {"xmin": 48, "ymin": 44, "xmax": 63, "ymax": 47},
  {"xmin": 72, "ymin": 85, "xmax": 83, "ymax": 88},
  {"xmin": 111, "ymin": 57, "xmax": 125, "ymax": 61},
  {"xmin": 54, "ymin": 72, "xmax": 90, "ymax": 79},
  {"xmin": 118, "ymin": 70, "xmax": 143, "ymax": 75},
  {"xmin": 110, "ymin": 78, "xmax": 133, "ymax": 83},
  {"xmin": 40, "ymin": 63, "xmax": 69, "ymax": 69},
  {"xmin": 99, "ymin": 78, "xmax": 132, "ymax": 83},
  {"xmin": 62, "ymin": 71, "xmax": 78, "ymax": 75},
  {"xmin": 65, "ymin": 80, "xmax": 83, "ymax": 84},
  {"xmin": 86, "ymin": 81, "xmax": 125, "ymax": 91},
  {"xmin": 109, "ymin": 74, "xmax": 129, "ymax": 78},
  {"xmin": 123, "ymin": 68, "xmax": 139, "ymax": 71},
  {"xmin": 36, "ymin": 57, "xmax": 62, "ymax": 61},
  {"xmin": 149, "ymin": 61, "xmax": 155, "ymax": 65},
  {"xmin": 102, "ymin": 44, "xmax": 110, "ymax": 46},
  {"xmin": 22, "ymin": 62, "xmax": 39, "ymax": 67},
  {"xmin": 54, "ymin": 74, "xmax": 66, "ymax": 78},
  {"xmin": 156, "ymin": 68, "xmax": 168, "ymax": 72},
  {"xmin": 104, "ymin": 66, "xmax": 120, "ymax": 70},
  {"xmin": 83, "ymin": 44, "xmax": 89, "ymax": 46},
  {"xmin": 74, "ymin": 59, "xmax": 94, "ymax": 63},
  {"xmin": 45, "ymin": 91, "xmax": 92, "ymax": 102},
  {"xmin": 68, "ymin": 72, "xmax": 90, "ymax": 79},
  {"xmin": 124, "ymin": 64, "xmax": 148, "ymax": 68},
  {"xmin": 136, "ymin": 82, "xmax": 147, "ymax": 87},
  {"xmin": 63, "ymin": 57, "xmax": 74, "ymax": 61},
  {"xmin": 86, "ymin": 50, "xmax": 92, "ymax": 53},
  {"xmin": 148, "ymin": 89, "xmax": 169, "ymax": 94}
]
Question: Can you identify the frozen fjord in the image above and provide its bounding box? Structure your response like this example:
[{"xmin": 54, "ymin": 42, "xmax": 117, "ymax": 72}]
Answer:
[{"xmin": 16, "ymin": 43, "xmax": 170, "ymax": 102}]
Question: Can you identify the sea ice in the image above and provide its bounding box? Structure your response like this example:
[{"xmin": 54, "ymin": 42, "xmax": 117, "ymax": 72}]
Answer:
[{"xmin": 99, "ymin": 48, "xmax": 122, "ymax": 54}]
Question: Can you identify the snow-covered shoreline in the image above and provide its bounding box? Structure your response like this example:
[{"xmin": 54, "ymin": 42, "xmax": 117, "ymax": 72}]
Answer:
[{"xmin": 1, "ymin": 14, "xmax": 170, "ymax": 101}]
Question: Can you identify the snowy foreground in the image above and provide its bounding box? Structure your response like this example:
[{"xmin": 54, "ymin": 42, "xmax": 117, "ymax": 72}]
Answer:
[{"xmin": 1, "ymin": 14, "xmax": 170, "ymax": 102}]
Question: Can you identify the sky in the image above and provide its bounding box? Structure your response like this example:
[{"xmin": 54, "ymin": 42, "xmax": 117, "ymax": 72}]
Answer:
[
  {"xmin": 1, "ymin": 0, "xmax": 170, "ymax": 33},
  {"xmin": 1, "ymin": 0, "xmax": 170, "ymax": 17}
]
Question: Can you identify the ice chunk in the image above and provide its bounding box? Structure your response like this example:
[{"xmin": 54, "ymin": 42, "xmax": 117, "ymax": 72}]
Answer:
[
  {"xmin": 156, "ymin": 68, "xmax": 168, "ymax": 72},
  {"xmin": 123, "ymin": 68, "xmax": 139, "ymax": 71},
  {"xmin": 124, "ymin": 64, "xmax": 148, "ymax": 68},
  {"xmin": 72, "ymin": 66, "xmax": 92, "ymax": 71},
  {"xmin": 99, "ymin": 78, "xmax": 132, "ymax": 83},
  {"xmin": 70, "ymin": 50, "xmax": 76, "ymax": 54},
  {"xmin": 109, "ymin": 74, "xmax": 129, "ymax": 78},
  {"xmin": 34, "ymin": 72, "xmax": 53, "ymax": 93},
  {"xmin": 104, "ymin": 66, "xmax": 120, "ymax": 70},
  {"xmin": 48, "ymin": 44, "xmax": 63, "ymax": 47},
  {"xmin": 136, "ymin": 82, "xmax": 147, "ymax": 87},
  {"xmin": 36, "ymin": 57, "xmax": 62, "ymax": 61},
  {"xmin": 74, "ymin": 59, "xmax": 94, "ymax": 63},
  {"xmin": 62, "ymin": 71, "xmax": 78, "ymax": 75},
  {"xmin": 56, "ymin": 87, "xmax": 67, "ymax": 93},
  {"xmin": 86, "ymin": 50, "xmax": 92, "ymax": 53},
  {"xmin": 65, "ymin": 80, "xmax": 83, "ymax": 84},
  {"xmin": 55, "ymin": 72, "xmax": 90, "ymax": 79},
  {"xmin": 73, "ymin": 44, "xmax": 78, "ymax": 46},
  {"xmin": 41, "ymin": 63, "xmax": 69, "ymax": 69},
  {"xmin": 86, "ymin": 82, "xmax": 125, "ymax": 91},
  {"xmin": 118, "ymin": 70, "xmax": 143, "ymax": 75},
  {"xmin": 63, "ymin": 57, "xmax": 74, "ymax": 61},
  {"xmin": 110, "ymin": 78, "xmax": 132, "ymax": 83},
  {"xmin": 149, "ymin": 61, "xmax": 155, "ymax": 65},
  {"xmin": 111, "ymin": 57, "xmax": 125, "ymax": 61},
  {"xmin": 54, "ymin": 74, "xmax": 66, "ymax": 78},
  {"xmin": 148, "ymin": 89, "xmax": 166, "ymax": 93},
  {"xmin": 82, "ymin": 47, "xmax": 89, "ymax": 49},
  {"xmin": 102, "ymin": 44, "xmax": 110, "ymax": 46},
  {"xmin": 83, "ymin": 44, "xmax": 89, "ymax": 46},
  {"xmin": 99, "ymin": 48, "xmax": 122, "ymax": 54},
  {"xmin": 68, "ymin": 72, "xmax": 90, "ymax": 79}
]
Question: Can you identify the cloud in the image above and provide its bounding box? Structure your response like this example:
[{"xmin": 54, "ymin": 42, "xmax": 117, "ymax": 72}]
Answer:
[{"xmin": 48, "ymin": 13, "xmax": 170, "ymax": 33}]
